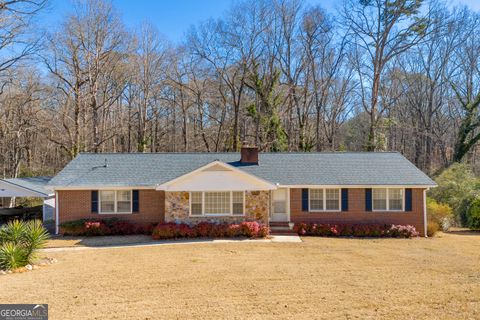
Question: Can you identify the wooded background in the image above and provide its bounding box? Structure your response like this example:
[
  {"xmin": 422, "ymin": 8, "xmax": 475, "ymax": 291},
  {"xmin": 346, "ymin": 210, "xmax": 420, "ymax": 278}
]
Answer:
[{"xmin": 1, "ymin": 0, "xmax": 480, "ymax": 179}]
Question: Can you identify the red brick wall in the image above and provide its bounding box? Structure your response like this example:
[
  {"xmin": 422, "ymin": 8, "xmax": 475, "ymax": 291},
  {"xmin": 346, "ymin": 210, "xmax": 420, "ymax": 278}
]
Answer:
[
  {"xmin": 290, "ymin": 188, "xmax": 426, "ymax": 236},
  {"xmin": 56, "ymin": 190, "xmax": 165, "ymax": 229}
]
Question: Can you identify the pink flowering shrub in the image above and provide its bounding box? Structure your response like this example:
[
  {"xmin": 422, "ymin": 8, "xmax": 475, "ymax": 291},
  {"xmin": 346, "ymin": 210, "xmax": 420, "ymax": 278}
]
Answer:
[
  {"xmin": 151, "ymin": 221, "xmax": 269, "ymax": 240},
  {"xmin": 388, "ymin": 224, "xmax": 419, "ymax": 238},
  {"xmin": 294, "ymin": 223, "xmax": 419, "ymax": 238}
]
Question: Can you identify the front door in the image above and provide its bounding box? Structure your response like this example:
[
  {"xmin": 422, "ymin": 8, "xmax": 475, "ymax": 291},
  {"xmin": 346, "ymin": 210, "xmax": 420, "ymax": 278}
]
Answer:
[{"xmin": 271, "ymin": 188, "xmax": 289, "ymax": 222}]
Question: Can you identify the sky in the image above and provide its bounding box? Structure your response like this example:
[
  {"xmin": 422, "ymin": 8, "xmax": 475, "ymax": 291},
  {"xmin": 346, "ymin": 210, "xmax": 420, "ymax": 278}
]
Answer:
[{"xmin": 40, "ymin": 0, "xmax": 480, "ymax": 43}]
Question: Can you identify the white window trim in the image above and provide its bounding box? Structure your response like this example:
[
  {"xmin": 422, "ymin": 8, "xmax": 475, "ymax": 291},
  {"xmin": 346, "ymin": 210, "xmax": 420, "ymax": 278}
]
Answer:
[
  {"xmin": 189, "ymin": 191, "xmax": 245, "ymax": 217},
  {"xmin": 372, "ymin": 188, "xmax": 405, "ymax": 212},
  {"xmin": 308, "ymin": 188, "xmax": 341, "ymax": 212},
  {"xmin": 99, "ymin": 190, "xmax": 133, "ymax": 214}
]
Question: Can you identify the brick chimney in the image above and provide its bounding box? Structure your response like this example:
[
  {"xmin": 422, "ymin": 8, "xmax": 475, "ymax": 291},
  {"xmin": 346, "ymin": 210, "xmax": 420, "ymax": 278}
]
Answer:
[{"xmin": 240, "ymin": 143, "xmax": 259, "ymax": 164}]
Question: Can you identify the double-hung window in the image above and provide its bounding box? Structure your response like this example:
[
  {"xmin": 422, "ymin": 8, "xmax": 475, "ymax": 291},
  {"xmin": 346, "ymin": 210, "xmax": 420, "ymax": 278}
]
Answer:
[
  {"xmin": 99, "ymin": 190, "xmax": 132, "ymax": 214},
  {"xmin": 372, "ymin": 188, "xmax": 404, "ymax": 211},
  {"xmin": 190, "ymin": 191, "xmax": 244, "ymax": 216},
  {"xmin": 309, "ymin": 188, "xmax": 340, "ymax": 211}
]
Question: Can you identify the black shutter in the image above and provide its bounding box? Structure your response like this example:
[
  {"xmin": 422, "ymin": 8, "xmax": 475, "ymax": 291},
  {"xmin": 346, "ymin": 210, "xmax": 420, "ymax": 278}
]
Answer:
[
  {"xmin": 132, "ymin": 190, "xmax": 139, "ymax": 213},
  {"xmin": 365, "ymin": 188, "xmax": 372, "ymax": 212},
  {"xmin": 405, "ymin": 188, "xmax": 412, "ymax": 211},
  {"xmin": 91, "ymin": 190, "xmax": 98, "ymax": 213},
  {"xmin": 301, "ymin": 188, "xmax": 309, "ymax": 212},
  {"xmin": 341, "ymin": 188, "xmax": 349, "ymax": 211}
]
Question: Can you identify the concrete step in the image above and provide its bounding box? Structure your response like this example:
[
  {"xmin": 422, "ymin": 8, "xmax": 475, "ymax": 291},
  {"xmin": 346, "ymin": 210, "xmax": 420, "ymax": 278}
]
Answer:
[
  {"xmin": 269, "ymin": 221, "xmax": 290, "ymax": 227},
  {"xmin": 269, "ymin": 224, "xmax": 297, "ymax": 235},
  {"xmin": 270, "ymin": 229, "xmax": 297, "ymax": 235}
]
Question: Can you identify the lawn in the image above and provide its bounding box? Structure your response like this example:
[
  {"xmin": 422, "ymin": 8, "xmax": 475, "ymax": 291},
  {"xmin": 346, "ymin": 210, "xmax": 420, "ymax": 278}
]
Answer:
[{"xmin": 1, "ymin": 232, "xmax": 479, "ymax": 319}]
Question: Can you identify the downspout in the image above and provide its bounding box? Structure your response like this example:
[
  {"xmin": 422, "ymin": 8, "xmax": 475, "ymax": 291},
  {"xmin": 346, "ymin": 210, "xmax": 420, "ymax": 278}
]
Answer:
[
  {"xmin": 55, "ymin": 191, "xmax": 59, "ymax": 235},
  {"xmin": 423, "ymin": 188, "xmax": 429, "ymax": 238}
]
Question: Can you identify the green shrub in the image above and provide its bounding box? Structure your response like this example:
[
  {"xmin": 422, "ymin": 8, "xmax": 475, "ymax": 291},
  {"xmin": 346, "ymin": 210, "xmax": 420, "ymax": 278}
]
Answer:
[
  {"xmin": 428, "ymin": 163, "xmax": 480, "ymax": 226},
  {"xmin": 427, "ymin": 198, "xmax": 454, "ymax": 231},
  {"xmin": 0, "ymin": 220, "xmax": 49, "ymax": 270},
  {"xmin": 0, "ymin": 242, "xmax": 28, "ymax": 270},
  {"xmin": 426, "ymin": 221, "xmax": 440, "ymax": 237},
  {"xmin": 60, "ymin": 218, "xmax": 155, "ymax": 236},
  {"xmin": 467, "ymin": 198, "xmax": 480, "ymax": 230}
]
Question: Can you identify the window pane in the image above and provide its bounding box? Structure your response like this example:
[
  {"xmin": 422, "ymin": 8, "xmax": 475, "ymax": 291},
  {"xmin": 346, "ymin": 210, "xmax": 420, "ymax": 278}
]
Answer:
[
  {"xmin": 325, "ymin": 189, "xmax": 340, "ymax": 210},
  {"xmin": 116, "ymin": 190, "xmax": 131, "ymax": 213},
  {"xmin": 191, "ymin": 203, "xmax": 202, "ymax": 215},
  {"xmin": 372, "ymin": 188, "xmax": 387, "ymax": 211},
  {"xmin": 191, "ymin": 192, "xmax": 203, "ymax": 215},
  {"xmin": 204, "ymin": 192, "xmax": 230, "ymax": 214},
  {"xmin": 389, "ymin": 188, "xmax": 403, "ymax": 210},
  {"xmin": 117, "ymin": 190, "xmax": 131, "ymax": 201},
  {"xmin": 191, "ymin": 192, "xmax": 202, "ymax": 204},
  {"xmin": 232, "ymin": 203, "xmax": 243, "ymax": 215},
  {"xmin": 100, "ymin": 191, "xmax": 115, "ymax": 213},
  {"xmin": 232, "ymin": 192, "xmax": 243, "ymax": 215},
  {"xmin": 309, "ymin": 189, "xmax": 323, "ymax": 210}
]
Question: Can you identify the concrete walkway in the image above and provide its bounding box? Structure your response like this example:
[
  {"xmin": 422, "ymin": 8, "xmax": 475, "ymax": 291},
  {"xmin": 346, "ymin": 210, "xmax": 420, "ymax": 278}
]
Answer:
[{"xmin": 42, "ymin": 235, "xmax": 302, "ymax": 252}]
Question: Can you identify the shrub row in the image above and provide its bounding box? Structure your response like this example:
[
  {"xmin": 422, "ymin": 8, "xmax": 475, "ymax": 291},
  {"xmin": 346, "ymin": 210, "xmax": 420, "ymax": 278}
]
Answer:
[
  {"xmin": 152, "ymin": 221, "xmax": 269, "ymax": 240},
  {"xmin": 294, "ymin": 223, "xmax": 419, "ymax": 238},
  {"xmin": 60, "ymin": 218, "xmax": 155, "ymax": 236}
]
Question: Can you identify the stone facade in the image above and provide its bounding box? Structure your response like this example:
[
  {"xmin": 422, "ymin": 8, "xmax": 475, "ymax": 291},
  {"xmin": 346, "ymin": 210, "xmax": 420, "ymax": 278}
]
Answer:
[
  {"xmin": 245, "ymin": 191, "xmax": 269, "ymax": 224},
  {"xmin": 164, "ymin": 191, "xmax": 270, "ymax": 225},
  {"xmin": 164, "ymin": 192, "xmax": 190, "ymax": 223}
]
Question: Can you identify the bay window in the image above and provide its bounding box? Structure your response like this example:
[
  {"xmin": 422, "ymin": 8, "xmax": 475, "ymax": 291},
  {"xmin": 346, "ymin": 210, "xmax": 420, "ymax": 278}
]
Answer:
[
  {"xmin": 309, "ymin": 188, "xmax": 340, "ymax": 212},
  {"xmin": 190, "ymin": 191, "xmax": 244, "ymax": 216},
  {"xmin": 99, "ymin": 190, "xmax": 132, "ymax": 214},
  {"xmin": 372, "ymin": 188, "xmax": 404, "ymax": 211}
]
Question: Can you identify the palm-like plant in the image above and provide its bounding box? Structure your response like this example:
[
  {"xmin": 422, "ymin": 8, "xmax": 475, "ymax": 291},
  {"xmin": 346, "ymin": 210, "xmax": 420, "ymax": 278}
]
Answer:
[
  {"xmin": 23, "ymin": 220, "xmax": 50, "ymax": 262},
  {"xmin": 0, "ymin": 220, "xmax": 50, "ymax": 270},
  {"xmin": 0, "ymin": 242, "xmax": 28, "ymax": 270},
  {"xmin": 0, "ymin": 220, "xmax": 27, "ymax": 245}
]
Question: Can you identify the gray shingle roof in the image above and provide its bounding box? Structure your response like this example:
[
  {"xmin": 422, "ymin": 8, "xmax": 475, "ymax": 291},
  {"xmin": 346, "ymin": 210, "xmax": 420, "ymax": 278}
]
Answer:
[
  {"xmin": 3, "ymin": 176, "xmax": 53, "ymax": 196},
  {"xmin": 47, "ymin": 152, "xmax": 436, "ymax": 188}
]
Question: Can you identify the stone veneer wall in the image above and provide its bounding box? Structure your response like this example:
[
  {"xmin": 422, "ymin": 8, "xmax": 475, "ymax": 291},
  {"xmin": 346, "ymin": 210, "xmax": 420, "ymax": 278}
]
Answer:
[{"xmin": 164, "ymin": 191, "xmax": 270, "ymax": 225}]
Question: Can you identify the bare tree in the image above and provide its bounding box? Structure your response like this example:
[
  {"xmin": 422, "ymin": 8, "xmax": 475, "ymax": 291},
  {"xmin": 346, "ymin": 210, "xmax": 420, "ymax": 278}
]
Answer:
[{"xmin": 343, "ymin": 0, "xmax": 429, "ymax": 150}]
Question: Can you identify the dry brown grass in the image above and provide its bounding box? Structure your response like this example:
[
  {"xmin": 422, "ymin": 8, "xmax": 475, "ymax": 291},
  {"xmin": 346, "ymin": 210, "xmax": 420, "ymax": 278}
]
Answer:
[
  {"xmin": 44, "ymin": 235, "xmax": 154, "ymax": 248},
  {"xmin": 1, "ymin": 232, "xmax": 479, "ymax": 319}
]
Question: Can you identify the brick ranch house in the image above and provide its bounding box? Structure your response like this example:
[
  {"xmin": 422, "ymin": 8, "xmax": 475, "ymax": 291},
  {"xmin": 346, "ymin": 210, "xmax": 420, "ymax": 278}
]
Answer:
[{"xmin": 47, "ymin": 147, "xmax": 437, "ymax": 236}]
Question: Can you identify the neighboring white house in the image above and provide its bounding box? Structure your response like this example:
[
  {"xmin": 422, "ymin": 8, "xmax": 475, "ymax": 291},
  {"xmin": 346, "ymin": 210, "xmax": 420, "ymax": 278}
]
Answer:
[{"xmin": 0, "ymin": 176, "xmax": 55, "ymax": 221}]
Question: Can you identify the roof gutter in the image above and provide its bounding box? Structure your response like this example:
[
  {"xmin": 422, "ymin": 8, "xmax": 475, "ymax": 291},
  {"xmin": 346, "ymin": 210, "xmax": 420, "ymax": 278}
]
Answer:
[
  {"xmin": 48, "ymin": 185, "xmax": 156, "ymax": 191},
  {"xmin": 277, "ymin": 184, "xmax": 437, "ymax": 188}
]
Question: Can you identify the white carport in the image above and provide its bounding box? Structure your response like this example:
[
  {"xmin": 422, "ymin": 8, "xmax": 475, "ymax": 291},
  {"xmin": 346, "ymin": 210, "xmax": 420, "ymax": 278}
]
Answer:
[{"xmin": 0, "ymin": 177, "xmax": 55, "ymax": 221}]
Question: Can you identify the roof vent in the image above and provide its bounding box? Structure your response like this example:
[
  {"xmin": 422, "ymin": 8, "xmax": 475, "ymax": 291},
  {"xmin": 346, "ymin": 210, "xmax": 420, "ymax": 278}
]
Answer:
[{"xmin": 104, "ymin": 159, "xmax": 108, "ymax": 168}]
